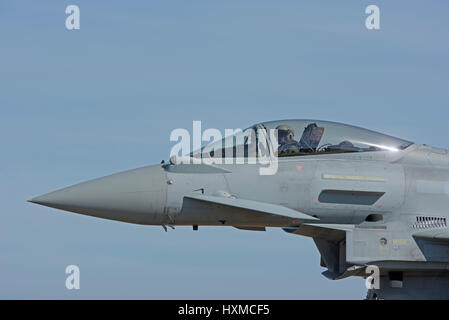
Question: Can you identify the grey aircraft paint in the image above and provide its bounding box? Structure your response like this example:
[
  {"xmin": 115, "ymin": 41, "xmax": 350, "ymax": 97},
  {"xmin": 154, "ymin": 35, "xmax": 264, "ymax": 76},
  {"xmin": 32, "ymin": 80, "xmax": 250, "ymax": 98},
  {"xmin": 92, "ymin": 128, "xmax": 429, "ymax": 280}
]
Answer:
[{"xmin": 29, "ymin": 119, "xmax": 449, "ymax": 299}]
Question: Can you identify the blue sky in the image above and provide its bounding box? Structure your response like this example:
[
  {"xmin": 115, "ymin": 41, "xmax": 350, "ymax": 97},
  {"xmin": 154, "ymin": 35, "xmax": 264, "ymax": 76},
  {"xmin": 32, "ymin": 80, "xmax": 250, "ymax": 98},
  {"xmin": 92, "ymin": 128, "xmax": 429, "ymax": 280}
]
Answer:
[{"xmin": 1, "ymin": 1, "xmax": 448, "ymax": 299}]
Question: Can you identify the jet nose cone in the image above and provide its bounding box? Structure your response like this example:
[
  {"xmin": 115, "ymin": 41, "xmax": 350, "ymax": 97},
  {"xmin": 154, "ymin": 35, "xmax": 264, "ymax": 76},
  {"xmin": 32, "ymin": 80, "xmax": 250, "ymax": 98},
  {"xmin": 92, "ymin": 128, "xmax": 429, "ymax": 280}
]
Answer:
[{"xmin": 29, "ymin": 165, "xmax": 167, "ymax": 224}]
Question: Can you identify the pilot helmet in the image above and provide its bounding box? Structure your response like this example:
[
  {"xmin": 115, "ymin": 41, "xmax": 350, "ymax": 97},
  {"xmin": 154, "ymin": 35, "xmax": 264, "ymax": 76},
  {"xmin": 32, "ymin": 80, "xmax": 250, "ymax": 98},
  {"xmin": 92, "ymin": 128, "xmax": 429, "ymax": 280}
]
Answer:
[{"xmin": 276, "ymin": 124, "xmax": 295, "ymax": 141}]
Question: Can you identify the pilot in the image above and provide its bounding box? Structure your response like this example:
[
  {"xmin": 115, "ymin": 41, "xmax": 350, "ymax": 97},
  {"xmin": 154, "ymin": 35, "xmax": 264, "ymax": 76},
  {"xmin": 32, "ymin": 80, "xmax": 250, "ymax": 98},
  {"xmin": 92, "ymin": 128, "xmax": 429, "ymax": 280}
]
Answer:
[{"xmin": 276, "ymin": 125, "xmax": 300, "ymax": 156}]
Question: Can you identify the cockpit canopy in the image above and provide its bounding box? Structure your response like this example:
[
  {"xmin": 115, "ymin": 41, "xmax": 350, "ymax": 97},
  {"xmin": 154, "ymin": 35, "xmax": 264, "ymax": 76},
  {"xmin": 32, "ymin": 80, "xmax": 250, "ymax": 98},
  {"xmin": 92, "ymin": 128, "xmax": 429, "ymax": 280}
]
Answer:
[
  {"xmin": 264, "ymin": 119, "xmax": 412, "ymax": 157},
  {"xmin": 192, "ymin": 119, "xmax": 413, "ymax": 160}
]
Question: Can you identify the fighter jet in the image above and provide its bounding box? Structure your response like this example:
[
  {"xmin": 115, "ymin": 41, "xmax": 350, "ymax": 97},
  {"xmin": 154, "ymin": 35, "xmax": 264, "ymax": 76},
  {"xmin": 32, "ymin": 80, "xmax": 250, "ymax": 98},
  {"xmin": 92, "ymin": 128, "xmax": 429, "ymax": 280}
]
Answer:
[{"xmin": 29, "ymin": 119, "xmax": 449, "ymax": 299}]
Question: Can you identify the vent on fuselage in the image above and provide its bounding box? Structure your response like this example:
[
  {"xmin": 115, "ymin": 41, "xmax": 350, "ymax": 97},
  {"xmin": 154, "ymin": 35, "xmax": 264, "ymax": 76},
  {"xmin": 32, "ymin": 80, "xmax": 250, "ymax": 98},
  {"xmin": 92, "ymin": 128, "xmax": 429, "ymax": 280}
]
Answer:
[
  {"xmin": 412, "ymin": 216, "xmax": 447, "ymax": 229},
  {"xmin": 318, "ymin": 190, "xmax": 384, "ymax": 205}
]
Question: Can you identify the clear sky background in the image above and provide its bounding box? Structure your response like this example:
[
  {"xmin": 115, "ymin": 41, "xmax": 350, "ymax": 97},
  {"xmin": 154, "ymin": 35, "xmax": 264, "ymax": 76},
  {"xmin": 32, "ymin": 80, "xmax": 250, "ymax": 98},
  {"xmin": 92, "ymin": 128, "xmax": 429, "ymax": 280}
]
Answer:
[{"xmin": 1, "ymin": 1, "xmax": 448, "ymax": 299}]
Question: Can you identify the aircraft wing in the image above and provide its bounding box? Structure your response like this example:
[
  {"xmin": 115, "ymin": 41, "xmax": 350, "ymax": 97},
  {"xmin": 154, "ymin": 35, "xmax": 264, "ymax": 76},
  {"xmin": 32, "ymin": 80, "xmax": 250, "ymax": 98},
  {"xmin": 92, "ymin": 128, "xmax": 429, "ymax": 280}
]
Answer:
[{"xmin": 182, "ymin": 194, "xmax": 318, "ymax": 226}]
